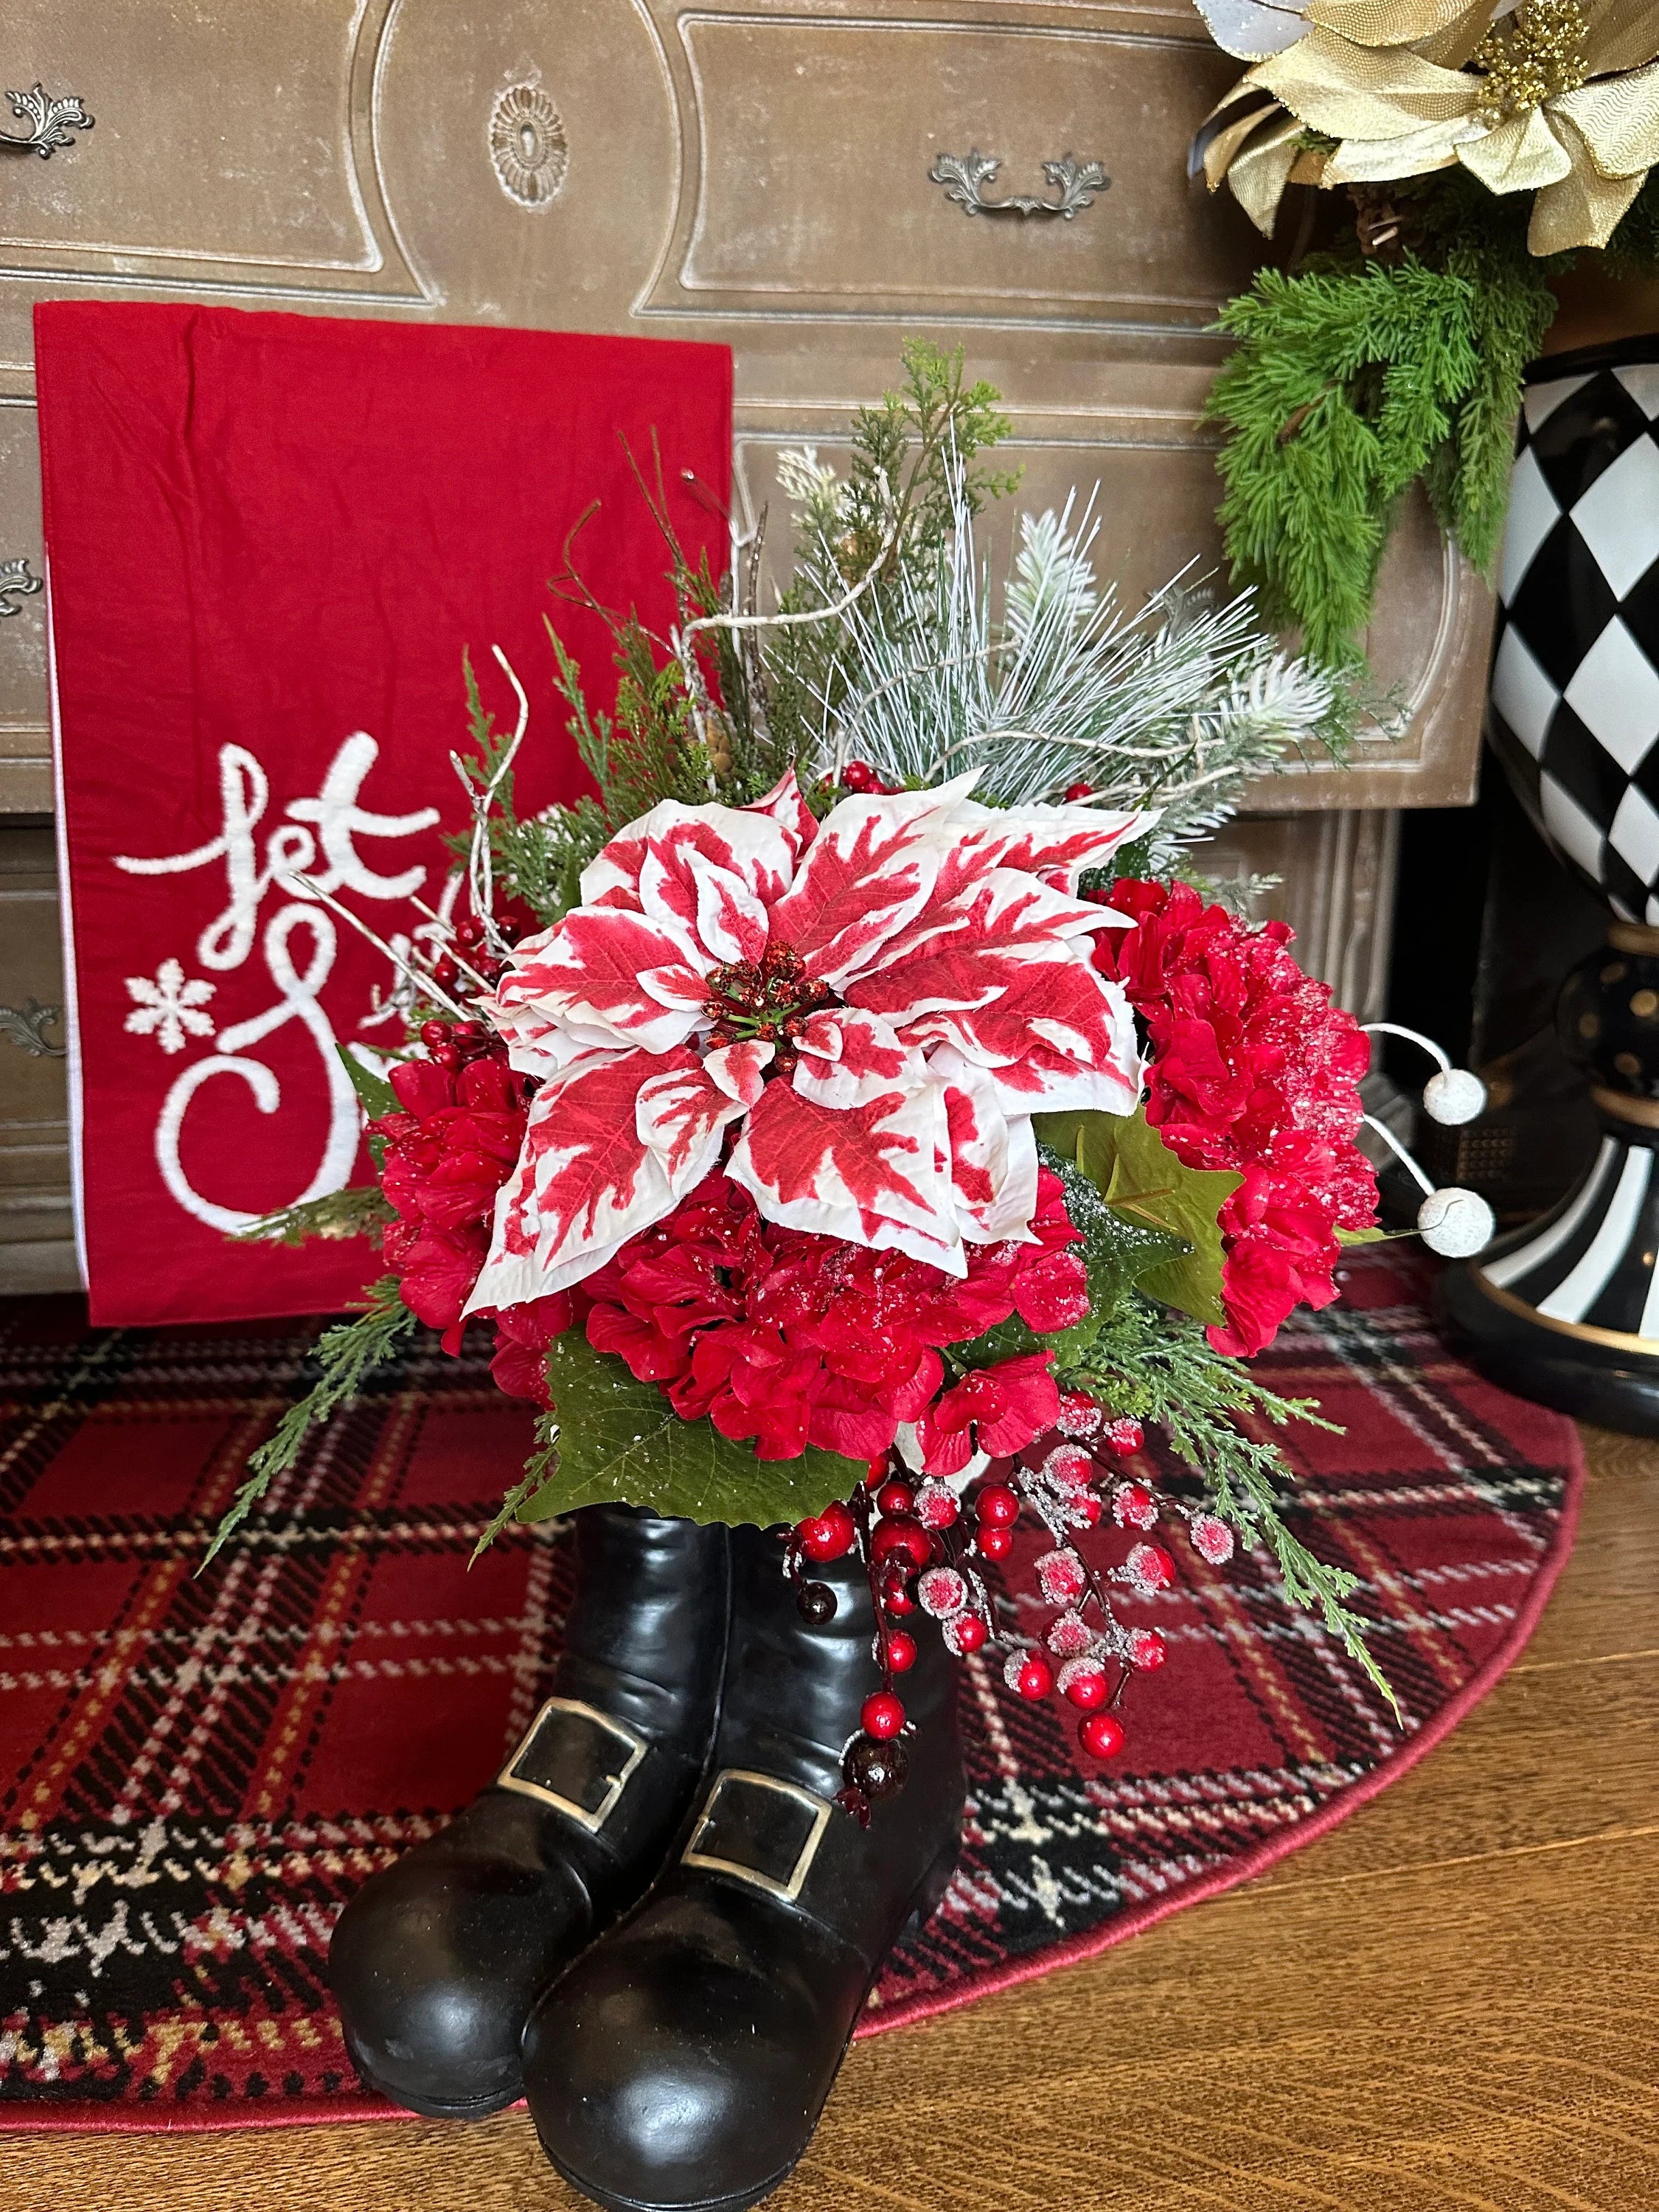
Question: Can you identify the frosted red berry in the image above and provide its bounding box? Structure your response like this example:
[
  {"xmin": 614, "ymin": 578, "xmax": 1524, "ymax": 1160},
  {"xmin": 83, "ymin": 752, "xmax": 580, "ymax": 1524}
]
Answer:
[
  {"xmin": 1063, "ymin": 1667, "xmax": 1110, "ymax": 1711},
  {"xmin": 945, "ymin": 1613, "xmax": 988, "ymax": 1655},
  {"xmin": 861, "ymin": 1691, "xmax": 906, "ymax": 1740},
  {"xmin": 976, "ymin": 1484, "xmax": 1020, "ymax": 1528},
  {"xmin": 1189, "ymin": 1512, "xmax": 1235, "ymax": 1565},
  {"xmin": 875, "ymin": 1479, "xmax": 916, "ymax": 1520},
  {"xmin": 885, "ymin": 1629, "xmax": 918, "ymax": 1674},
  {"xmin": 1126, "ymin": 1627, "xmax": 1166, "ymax": 1672},
  {"xmin": 841, "ymin": 760, "xmax": 877, "ymax": 792},
  {"xmin": 1101, "ymin": 1417, "xmax": 1144, "ymax": 1457},
  {"xmin": 976, "ymin": 1525, "xmax": 1014, "ymax": 1562},
  {"xmin": 798, "ymin": 1503, "xmax": 856, "ymax": 1562},
  {"xmin": 914, "ymin": 1480, "xmax": 959, "ymax": 1530},
  {"xmin": 1112, "ymin": 1482, "xmax": 1157, "ymax": 1531},
  {"xmin": 1079, "ymin": 1711, "xmax": 1125, "ymax": 1759},
  {"xmin": 880, "ymin": 1576, "xmax": 917, "ymax": 1616},
  {"xmin": 1125, "ymin": 1540, "xmax": 1176, "ymax": 1593},
  {"xmin": 1010, "ymin": 1651, "xmax": 1054, "ymax": 1700}
]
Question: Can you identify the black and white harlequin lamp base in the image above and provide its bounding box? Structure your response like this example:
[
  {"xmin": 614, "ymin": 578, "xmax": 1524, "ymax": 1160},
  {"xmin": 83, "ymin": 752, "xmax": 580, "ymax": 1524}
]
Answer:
[
  {"xmin": 1442, "ymin": 931, "xmax": 1659, "ymax": 1433},
  {"xmin": 1444, "ymin": 338, "xmax": 1659, "ymax": 1436}
]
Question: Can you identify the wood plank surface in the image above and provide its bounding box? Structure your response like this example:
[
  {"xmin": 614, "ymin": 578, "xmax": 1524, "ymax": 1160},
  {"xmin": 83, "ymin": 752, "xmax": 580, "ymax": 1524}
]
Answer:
[{"xmin": 3, "ymin": 1424, "xmax": 1654, "ymax": 2212}]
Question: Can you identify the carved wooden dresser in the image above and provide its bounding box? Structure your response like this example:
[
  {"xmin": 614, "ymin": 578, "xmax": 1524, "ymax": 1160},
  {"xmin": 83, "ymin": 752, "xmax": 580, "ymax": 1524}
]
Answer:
[{"xmin": 0, "ymin": 0, "xmax": 1491, "ymax": 1293}]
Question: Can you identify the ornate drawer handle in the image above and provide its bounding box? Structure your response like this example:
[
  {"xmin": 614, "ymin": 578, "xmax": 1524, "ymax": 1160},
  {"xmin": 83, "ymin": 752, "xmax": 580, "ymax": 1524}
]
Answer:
[
  {"xmin": 929, "ymin": 150, "xmax": 1107, "ymax": 220},
  {"xmin": 0, "ymin": 557, "xmax": 41, "ymax": 616},
  {"xmin": 1, "ymin": 999, "xmax": 66, "ymax": 1059},
  {"xmin": 1, "ymin": 84, "xmax": 94, "ymax": 158}
]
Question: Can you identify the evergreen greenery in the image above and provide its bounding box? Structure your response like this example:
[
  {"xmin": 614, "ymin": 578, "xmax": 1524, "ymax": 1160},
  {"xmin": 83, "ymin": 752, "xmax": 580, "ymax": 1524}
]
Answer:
[
  {"xmin": 1206, "ymin": 164, "xmax": 1659, "ymax": 671},
  {"xmin": 203, "ymin": 1276, "xmax": 414, "ymax": 1568}
]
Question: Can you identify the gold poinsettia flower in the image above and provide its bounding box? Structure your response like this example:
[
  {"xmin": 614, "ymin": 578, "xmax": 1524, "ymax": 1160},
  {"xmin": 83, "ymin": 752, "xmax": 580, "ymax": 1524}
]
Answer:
[{"xmin": 1197, "ymin": 0, "xmax": 1659, "ymax": 254}]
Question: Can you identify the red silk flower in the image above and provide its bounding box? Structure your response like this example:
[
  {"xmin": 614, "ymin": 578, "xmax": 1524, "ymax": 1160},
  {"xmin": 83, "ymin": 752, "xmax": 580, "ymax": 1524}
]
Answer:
[{"xmin": 1093, "ymin": 880, "xmax": 1377, "ymax": 1357}]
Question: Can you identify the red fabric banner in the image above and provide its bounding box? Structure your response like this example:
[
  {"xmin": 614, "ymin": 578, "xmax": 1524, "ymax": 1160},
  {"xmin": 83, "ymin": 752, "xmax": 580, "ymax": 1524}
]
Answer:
[{"xmin": 35, "ymin": 303, "xmax": 731, "ymax": 1326}]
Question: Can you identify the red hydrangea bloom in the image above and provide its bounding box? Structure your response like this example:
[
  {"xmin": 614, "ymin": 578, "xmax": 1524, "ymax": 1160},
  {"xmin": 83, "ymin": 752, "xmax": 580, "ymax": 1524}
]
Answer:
[
  {"xmin": 912, "ymin": 1353, "xmax": 1062, "ymax": 1477},
  {"xmin": 1093, "ymin": 880, "xmax": 1377, "ymax": 1357},
  {"xmin": 577, "ymin": 1166, "xmax": 1085, "ymax": 1463},
  {"xmin": 371, "ymin": 1054, "xmax": 569, "ymax": 1398}
]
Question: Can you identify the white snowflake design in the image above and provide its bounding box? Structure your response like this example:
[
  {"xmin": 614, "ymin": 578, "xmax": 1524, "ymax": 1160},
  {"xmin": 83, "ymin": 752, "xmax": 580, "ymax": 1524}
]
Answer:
[{"xmin": 123, "ymin": 958, "xmax": 217, "ymax": 1055}]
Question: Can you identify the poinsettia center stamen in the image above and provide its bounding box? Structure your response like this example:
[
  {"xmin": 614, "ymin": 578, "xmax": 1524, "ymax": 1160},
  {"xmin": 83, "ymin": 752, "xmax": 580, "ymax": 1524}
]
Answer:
[{"xmin": 704, "ymin": 941, "xmax": 835, "ymax": 1075}]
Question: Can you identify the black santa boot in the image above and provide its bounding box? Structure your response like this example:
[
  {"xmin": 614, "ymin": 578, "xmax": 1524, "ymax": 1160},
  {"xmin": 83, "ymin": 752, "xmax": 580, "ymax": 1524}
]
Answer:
[
  {"xmin": 521, "ymin": 1522, "xmax": 964, "ymax": 2212},
  {"xmin": 328, "ymin": 1506, "xmax": 730, "ymax": 2120}
]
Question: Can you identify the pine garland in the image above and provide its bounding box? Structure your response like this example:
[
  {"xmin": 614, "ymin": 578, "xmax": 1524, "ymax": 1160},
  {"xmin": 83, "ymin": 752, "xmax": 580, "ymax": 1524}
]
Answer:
[{"xmin": 1206, "ymin": 163, "xmax": 1659, "ymax": 669}]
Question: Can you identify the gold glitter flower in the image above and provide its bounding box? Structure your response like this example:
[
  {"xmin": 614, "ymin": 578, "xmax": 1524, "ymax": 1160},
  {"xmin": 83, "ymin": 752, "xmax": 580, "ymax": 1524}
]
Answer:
[{"xmin": 1195, "ymin": 0, "xmax": 1659, "ymax": 254}]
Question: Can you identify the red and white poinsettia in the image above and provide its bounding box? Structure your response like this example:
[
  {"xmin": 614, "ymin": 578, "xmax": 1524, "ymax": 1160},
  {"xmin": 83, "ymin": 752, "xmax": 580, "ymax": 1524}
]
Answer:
[{"xmin": 467, "ymin": 771, "xmax": 1151, "ymax": 1310}]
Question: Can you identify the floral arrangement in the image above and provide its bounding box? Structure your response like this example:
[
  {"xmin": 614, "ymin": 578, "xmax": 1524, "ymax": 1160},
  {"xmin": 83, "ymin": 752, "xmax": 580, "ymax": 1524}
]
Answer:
[
  {"xmin": 220, "ymin": 347, "xmax": 1394, "ymax": 1809},
  {"xmin": 1191, "ymin": 0, "xmax": 1659, "ymax": 665}
]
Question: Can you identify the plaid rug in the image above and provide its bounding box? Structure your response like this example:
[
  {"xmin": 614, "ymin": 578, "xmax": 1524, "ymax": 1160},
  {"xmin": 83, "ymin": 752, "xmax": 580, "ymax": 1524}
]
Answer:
[{"xmin": 0, "ymin": 1251, "xmax": 1583, "ymax": 2129}]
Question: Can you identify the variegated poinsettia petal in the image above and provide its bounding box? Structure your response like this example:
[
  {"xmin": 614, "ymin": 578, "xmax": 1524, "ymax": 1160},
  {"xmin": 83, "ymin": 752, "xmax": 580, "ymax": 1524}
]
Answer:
[
  {"xmin": 945, "ymin": 799, "xmax": 1157, "ymax": 893},
  {"xmin": 577, "ymin": 798, "xmax": 799, "ymax": 917},
  {"xmin": 767, "ymin": 776, "xmax": 979, "ymax": 988},
  {"xmin": 744, "ymin": 768, "xmax": 820, "ymax": 860},
  {"xmin": 928, "ymin": 1043, "xmax": 1040, "ymax": 1245},
  {"xmin": 704, "ymin": 1038, "xmax": 774, "ymax": 1106},
  {"xmin": 495, "ymin": 905, "xmax": 709, "ymax": 1057},
  {"xmin": 725, "ymin": 1074, "xmax": 963, "ymax": 1272},
  {"xmin": 635, "ymin": 1057, "xmax": 751, "ymax": 1190},
  {"xmin": 638, "ymin": 845, "xmax": 771, "ymax": 967},
  {"xmin": 467, "ymin": 1048, "xmax": 695, "ymax": 1308},
  {"xmin": 902, "ymin": 953, "xmax": 1143, "ymax": 1116},
  {"xmin": 793, "ymin": 1006, "xmax": 928, "ymax": 1110},
  {"xmin": 844, "ymin": 869, "xmax": 1118, "ymax": 1027}
]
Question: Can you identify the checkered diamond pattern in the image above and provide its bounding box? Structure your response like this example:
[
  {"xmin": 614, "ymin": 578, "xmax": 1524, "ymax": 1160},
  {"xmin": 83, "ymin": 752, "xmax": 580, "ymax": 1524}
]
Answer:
[{"xmin": 1489, "ymin": 349, "xmax": 1659, "ymax": 921}]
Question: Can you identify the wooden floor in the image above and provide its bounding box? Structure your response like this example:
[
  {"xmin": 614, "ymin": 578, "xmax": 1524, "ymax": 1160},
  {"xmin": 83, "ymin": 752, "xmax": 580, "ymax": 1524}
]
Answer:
[{"xmin": 6, "ymin": 1424, "xmax": 1657, "ymax": 2212}]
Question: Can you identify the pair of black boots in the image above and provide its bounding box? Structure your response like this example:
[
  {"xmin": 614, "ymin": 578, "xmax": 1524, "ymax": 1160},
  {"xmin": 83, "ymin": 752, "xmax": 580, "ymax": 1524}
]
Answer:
[{"xmin": 329, "ymin": 1508, "xmax": 964, "ymax": 2212}]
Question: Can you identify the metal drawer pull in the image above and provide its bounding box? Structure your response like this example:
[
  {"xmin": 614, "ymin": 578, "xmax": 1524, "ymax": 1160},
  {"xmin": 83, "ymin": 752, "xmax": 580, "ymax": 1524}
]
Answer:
[
  {"xmin": 2, "ymin": 84, "xmax": 94, "ymax": 158},
  {"xmin": 0, "ymin": 557, "xmax": 41, "ymax": 616},
  {"xmin": 929, "ymin": 150, "xmax": 1107, "ymax": 220},
  {"xmin": 1, "ymin": 1000, "xmax": 65, "ymax": 1060}
]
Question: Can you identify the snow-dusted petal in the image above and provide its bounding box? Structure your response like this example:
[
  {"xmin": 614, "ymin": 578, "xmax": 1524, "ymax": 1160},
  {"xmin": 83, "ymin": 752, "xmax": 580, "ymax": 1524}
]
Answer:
[
  {"xmin": 792, "ymin": 1006, "xmax": 928, "ymax": 1110},
  {"xmin": 929, "ymin": 1043, "xmax": 1040, "ymax": 1244},
  {"xmin": 495, "ymin": 907, "xmax": 709, "ymax": 1059},
  {"xmin": 768, "ymin": 776, "xmax": 978, "ymax": 989},
  {"xmin": 467, "ymin": 1048, "xmax": 691, "ymax": 1308},
  {"xmin": 726, "ymin": 1075, "xmax": 963, "ymax": 1272}
]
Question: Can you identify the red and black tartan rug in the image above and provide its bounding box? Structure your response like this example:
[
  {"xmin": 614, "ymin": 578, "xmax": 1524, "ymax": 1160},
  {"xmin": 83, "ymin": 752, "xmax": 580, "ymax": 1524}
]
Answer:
[{"xmin": 0, "ymin": 1251, "xmax": 1583, "ymax": 2130}]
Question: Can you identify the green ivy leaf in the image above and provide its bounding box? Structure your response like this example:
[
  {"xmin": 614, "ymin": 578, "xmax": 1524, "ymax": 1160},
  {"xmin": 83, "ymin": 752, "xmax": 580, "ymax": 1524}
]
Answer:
[
  {"xmin": 1036, "ymin": 1107, "xmax": 1242, "ymax": 1329},
  {"xmin": 529, "ymin": 1331, "xmax": 864, "ymax": 1527}
]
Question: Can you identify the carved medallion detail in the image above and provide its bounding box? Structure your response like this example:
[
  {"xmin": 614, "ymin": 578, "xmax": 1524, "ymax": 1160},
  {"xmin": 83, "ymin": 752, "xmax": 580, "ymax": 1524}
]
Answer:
[{"xmin": 489, "ymin": 83, "xmax": 568, "ymax": 209}]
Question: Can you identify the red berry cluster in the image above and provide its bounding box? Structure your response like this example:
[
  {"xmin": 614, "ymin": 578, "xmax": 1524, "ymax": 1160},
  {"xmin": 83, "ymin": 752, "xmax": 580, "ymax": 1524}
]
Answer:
[
  {"xmin": 838, "ymin": 759, "xmax": 897, "ymax": 796},
  {"xmin": 790, "ymin": 1397, "xmax": 1237, "ymax": 1816}
]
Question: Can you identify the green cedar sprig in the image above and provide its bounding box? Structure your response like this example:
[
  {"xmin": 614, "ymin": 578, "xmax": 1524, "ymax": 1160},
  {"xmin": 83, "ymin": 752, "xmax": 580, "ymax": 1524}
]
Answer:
[
  {"xmin": 201, "ymin": 1276, "xmax": 414, "ymax": 1570},
  {"xmin": 1057, "ymin": 1295, "xmax": 1398, "ymax": 1714}
]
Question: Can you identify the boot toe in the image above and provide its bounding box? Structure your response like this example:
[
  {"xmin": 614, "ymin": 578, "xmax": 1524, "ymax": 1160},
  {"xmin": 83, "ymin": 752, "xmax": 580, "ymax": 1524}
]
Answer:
[
  {"xmin": 330, "ymin": 1853, "xmax": 583, "ymax": 2116},
  {"xmin": 524, "ymin": 1908, "xmax": 836, "ymax": 2211}
]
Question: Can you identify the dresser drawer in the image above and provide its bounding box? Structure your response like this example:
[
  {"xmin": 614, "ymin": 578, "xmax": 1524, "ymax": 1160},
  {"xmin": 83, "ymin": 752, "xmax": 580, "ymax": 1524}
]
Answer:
[{"xmin": 636, "ymin": 1, "xmax": 1257, "ymax": 339}]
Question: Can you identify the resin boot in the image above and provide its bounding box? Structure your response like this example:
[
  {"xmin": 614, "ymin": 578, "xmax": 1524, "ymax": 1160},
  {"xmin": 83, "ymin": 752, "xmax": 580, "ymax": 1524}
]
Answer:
[
  {"xmin": 328, "ymin": 1505, "xmax": 730, "ymax": 2120},
  {"xmin": 522, "ymin": 1523, "xmax": 964, "ymax": 2212}
]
